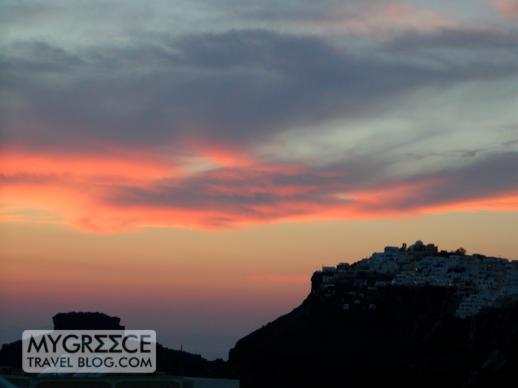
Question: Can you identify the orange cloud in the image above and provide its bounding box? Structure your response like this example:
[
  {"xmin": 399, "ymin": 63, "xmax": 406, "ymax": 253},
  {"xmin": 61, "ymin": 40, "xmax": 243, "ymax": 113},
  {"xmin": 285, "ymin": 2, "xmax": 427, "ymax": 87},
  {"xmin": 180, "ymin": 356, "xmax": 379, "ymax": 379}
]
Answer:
[
  {"xmin": 2, "ymin": 148, "xmax": 518, "ymax": 233},
  {"xmin": 424, "ymin": 193, "xmax": 518, "ymax": 214},
  {"xmin": 1, "ymin": 149, "xmax": 175, "ymax": 181}
]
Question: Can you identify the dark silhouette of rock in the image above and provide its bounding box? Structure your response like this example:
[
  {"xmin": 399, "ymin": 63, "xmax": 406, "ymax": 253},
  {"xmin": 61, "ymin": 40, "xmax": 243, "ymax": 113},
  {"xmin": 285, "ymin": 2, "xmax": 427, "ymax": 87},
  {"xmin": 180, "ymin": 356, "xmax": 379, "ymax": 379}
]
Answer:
[
  {"xmin": 156, "ymin": 344, "xmax": 231, "ymax": 378},
  {"xmin": 228, "ymin": 286, "xmax": 518, "ymax": 388},
  {"xmin": 53, "ymin": 312, "xmax": 124, "ymax": 330},
  {"xmin": 0, "ymin": 340, "xmax": 21, "ymax": 373},
  {"xmin": 0, "ymin": 312, "xmax": 232, "ymax": 379}
]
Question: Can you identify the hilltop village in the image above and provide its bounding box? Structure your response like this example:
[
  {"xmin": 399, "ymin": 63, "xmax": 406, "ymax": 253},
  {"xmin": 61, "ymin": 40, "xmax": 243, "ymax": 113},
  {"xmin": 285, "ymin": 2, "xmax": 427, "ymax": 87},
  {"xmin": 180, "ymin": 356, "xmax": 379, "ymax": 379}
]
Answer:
[{"xmin": 312, "ymin": 241, "xmax": 518, "ymax": 318}]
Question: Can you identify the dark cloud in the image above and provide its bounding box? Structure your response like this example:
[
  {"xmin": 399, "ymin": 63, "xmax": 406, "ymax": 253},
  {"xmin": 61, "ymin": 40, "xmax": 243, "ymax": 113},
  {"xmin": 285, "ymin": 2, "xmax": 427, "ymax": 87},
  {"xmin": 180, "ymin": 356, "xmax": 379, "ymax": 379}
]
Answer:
[
  {"xmin": 387, "ymin": 27, "xmax": 518, "ymax": 51},
  {"xmin": 2, "ymin": 28, "xmax": 517, "ymax": 152},
  {"xmin": 202, "ymin": 0, "xmax": 382, "ymax": 23},
  {"xmin": 0, "ymin": 41, "xmax": 83, "ymax": 73},
  {"xmin": 397, "ymin": 151, "xmax": 518, "ymax": 209}
]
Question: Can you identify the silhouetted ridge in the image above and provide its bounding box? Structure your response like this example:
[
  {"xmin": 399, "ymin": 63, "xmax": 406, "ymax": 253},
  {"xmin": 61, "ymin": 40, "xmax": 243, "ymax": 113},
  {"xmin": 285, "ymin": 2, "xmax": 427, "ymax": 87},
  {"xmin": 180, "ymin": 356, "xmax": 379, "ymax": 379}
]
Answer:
[
  {"xmin": 53, "ymin": 312, "xmax": 124, "ymax": 330},
  {"xmin": 228, "ymin": 241, "xmax": 518, "ymax": 388},
  {"xmin": 0, "ymin": 312, "xmax": 232, "ymax": 378}
]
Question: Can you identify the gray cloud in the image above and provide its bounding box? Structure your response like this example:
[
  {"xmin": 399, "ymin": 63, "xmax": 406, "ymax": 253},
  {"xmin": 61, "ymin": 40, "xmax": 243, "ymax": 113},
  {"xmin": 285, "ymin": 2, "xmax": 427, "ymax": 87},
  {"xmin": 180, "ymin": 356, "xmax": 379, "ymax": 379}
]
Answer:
[
  {"xmin": 201, "ymin": 0, "xmax": 381, "ymax": 23},
  {"xmin": 390, "ymin": 151, "xmax": 518, "ymax": 210},
  {"xmin": 2, "ymin": 27, "xmax": 517, "ymax": 153},
  {"xmin": 387, "ymin": 27, "xmax": 518, "ymax": 51}
]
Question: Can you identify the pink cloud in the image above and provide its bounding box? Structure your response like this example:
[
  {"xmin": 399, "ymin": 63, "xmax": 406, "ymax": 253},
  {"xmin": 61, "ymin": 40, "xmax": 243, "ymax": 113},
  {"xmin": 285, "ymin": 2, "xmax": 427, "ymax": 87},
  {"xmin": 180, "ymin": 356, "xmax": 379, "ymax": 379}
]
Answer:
[
  {"xmin": 2, "ymin": 147, "xmax": 518, "ymax": 233},
  {"xmin": 291, "ymin": 2, "xmax": 455, "ymax": 36},
  {"xmin": 494, "ymin": 0, "xmax": 518, "ymax": 17}
]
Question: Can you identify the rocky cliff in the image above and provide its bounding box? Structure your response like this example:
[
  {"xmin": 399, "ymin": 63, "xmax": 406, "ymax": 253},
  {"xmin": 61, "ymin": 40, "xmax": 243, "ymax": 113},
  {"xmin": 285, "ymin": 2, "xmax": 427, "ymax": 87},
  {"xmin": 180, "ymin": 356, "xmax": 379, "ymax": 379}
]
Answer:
[{"xmin": 229, "ymin": 286, "xmax": 518, "ymax": 388}]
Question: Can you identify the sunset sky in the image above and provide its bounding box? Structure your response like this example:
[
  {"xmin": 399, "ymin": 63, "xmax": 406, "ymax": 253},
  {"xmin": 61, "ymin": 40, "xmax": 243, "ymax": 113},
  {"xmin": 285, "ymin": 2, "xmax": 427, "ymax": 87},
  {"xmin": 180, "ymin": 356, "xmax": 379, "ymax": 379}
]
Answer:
[{"xmin": 1, "ymin": 0, "xmax": 518, "ymax": 359}]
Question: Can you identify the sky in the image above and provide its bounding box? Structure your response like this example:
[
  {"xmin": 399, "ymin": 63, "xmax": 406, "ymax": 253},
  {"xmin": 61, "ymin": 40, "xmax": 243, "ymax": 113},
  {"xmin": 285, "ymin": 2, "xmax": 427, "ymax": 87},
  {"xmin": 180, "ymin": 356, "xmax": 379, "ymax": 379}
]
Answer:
[{"xmin": 1, "ymin": 0, "xmax": 518, "ymax": 359}]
